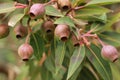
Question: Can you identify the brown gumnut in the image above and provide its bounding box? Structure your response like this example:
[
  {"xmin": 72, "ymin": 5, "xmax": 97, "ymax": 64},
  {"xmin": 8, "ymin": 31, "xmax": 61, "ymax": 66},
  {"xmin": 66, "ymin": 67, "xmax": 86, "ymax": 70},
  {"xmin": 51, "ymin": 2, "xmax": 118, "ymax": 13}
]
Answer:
[
  {"xmin": 0, "ymin": 24, "xmax": 10, "ymax": 39},
  {"xmin": 54, "ymin": 24, "xmax": 70, "ymax": 41},
  {"xmin": 71, "ymin": 33, "xmax": 79, "ymax": 47},
  {"xmin": 58, "ymin": 0, "xmax": 71, "ymax": 11},
  {"xmin": 29, "ymin": 3, "xmax": 45, "ymax": 19},
  {"xmin": 42, "ymin": 20, "xmax": 55, "ymax": 34},
  {"xmin": 14, "ymin": 24, "xmax": 28, "ymax": 39},
  {"xmin": 18, "ymin": 43, "xmax": 34, "ymax": 61},
  {"xmin": 101, "ymin": 45, "xmax": 119, "ymax": 62}
]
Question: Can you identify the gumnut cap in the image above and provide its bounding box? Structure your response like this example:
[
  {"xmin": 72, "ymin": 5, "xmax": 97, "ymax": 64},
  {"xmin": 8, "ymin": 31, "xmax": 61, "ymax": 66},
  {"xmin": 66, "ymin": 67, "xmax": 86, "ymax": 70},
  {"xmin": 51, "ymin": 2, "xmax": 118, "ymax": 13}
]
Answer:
[
  {"xmin": 14, "ymin": 24, "xmax": 28, "ymax": 39},
  {"xmin": 101, "ymin": 45, "xmax": 119, "ymax": 62},
  {"xmin": 71, "ymin": 33, "xmax": 79, "ymax": 47},
  {"xmin": 42, "ymin": 20, "xmax": 55, "ymax": 34},
  {"xmin": 18, "ymin": 43, "xmax": 34, "ymax": 61},
  {"xmin": 0, "ymin": 24, "xmax": 10, "ymax": 39},
  {"xmin": 29, "ymin": 3, "xmax": 45, "ymax": 19},
  {"xmin": 54, "ymin": 24, "xmax": 70, "ymax": 42},
  {"xmin": 58, "ymin": 0, "xmax": 71, "ymax": 10}
]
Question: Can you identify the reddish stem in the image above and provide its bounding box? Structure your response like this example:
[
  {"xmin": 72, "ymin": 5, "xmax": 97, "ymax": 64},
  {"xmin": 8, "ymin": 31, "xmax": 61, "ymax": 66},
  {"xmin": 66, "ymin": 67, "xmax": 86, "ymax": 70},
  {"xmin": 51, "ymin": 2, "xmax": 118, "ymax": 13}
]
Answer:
[
  {"xmin": 97, "ymin": 37, "xmax": 105, "ymax": 47},
  {"xmin": 14, "ymin": 2, "xmax": 28, "ymax": 8}
]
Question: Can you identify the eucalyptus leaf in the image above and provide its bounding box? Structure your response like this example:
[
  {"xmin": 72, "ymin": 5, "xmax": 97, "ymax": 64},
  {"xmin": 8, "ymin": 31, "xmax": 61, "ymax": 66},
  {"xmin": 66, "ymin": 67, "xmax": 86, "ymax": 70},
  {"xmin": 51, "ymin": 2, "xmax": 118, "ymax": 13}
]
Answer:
[
  {"xmin": 77, "ymin": 67, "xmax": 97, "ymax": 80},
  {"xmin": 8, "ymin": 13, "xmax": 25, "ymax": 27},
  {"xmin": 55, "ymin": 41, "xmax": 66, "ymax": 74},
  {"xmin": 71, "ymin": 0, "xmax": 84, "ymax": 7},
  {"xmin": 86, "ymin": 0, "xmax": 120, "ymax": 6},
  {"xmin": 45, "ymin": 5, "xmax": 63, "ymax": 17},
  {"xmin": 103, "ymin": 12, "xmax": 120, "ymax": 30},
  {"xmin": 75, "ymin": 5, "xmax": 110, "ymax": 18},
  {"xmin": 99, "ymin": 31, "xmax": 120, "ymax": 47},
  {"xmin": 45, "ymin": 52, "xmax": 55, "ymax": 73},
  {"xmin": 0, "ymin": 2, "xmax": 16, "ymax": 14},
  {"xmin": 86, "ymin": 44, "xmax": 112, "ymax": 80},
  {"xmin": 40, "ymin": 66, "xmax": 53, "ymax": 80},
  {"xmin": 67, "ymin": 45, "xmax": 85, "ymax": 80},
  {"xmin": 54, "ymin": 16, "xmax": 75, "ymax": 29},
  {"xmin": 69, "ymin": 63, "xmax": 83, "ymax": 80},
  {"xmin": 30, "ymin": 30, "xmax": 45, "ymax": 60}
]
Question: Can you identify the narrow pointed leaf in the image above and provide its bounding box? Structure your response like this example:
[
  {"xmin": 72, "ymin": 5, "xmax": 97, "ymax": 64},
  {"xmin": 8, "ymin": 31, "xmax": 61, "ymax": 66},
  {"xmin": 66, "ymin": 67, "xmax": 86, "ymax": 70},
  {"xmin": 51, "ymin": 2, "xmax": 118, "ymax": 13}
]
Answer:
[
  {"xmin": 67, "ymin": 45, "xmax": 85, "ymax": 80},
  {"xmin": 30, "ymin": 31, "xmax": 45, "ymax": 60},
  {"xmin": 8, "ymin": 13, "xmax": 25, "ymax": 27},
  {"xmin": 78, "ymin": 67, "xmax": 97, "ymax": 80},
  {"xmin": 75, "ymin": 5, "xmax": 110, "ymax": 18},
  {"xmin": 0, "ymin": 2, "xmax": 16, "ymax": 14},
  {"xmin": 99, "ymin": 31, "xmax": 120, "ymax": 47},
  {"xmin": 86, "ymin": 44, "xmax": 112, "ymax": 80},
  {"xmin": 40, "ymin": 66, "xmax": 53, "ymax": 80},
  {"xmin": 45, "ymin": 5, "xmax": 63, "ymax": 17},
  {"xmin": 71, "ymin": 0, "xmax": 84, "ymax": 7},
  {"xmin": 55, "ymin": 41, "xmax": 66, "ymax": 74},
  {"xmin": 54, "ymin": 16, "xmax": 76, "ymax": 29},
  {"xmin": 86, "ymin": 0, "xmax": 120, "ymax": 6},
  {"xmin": 69, "ymin": 64, "xmax": 83, "ymax": 80},
  {"xmin": 103, "ymin": 12, "xmax": 120, "ymax": 30},
  {"xmin": 45, "ymin": 51, "xmax": 55, "ymax": 73}
]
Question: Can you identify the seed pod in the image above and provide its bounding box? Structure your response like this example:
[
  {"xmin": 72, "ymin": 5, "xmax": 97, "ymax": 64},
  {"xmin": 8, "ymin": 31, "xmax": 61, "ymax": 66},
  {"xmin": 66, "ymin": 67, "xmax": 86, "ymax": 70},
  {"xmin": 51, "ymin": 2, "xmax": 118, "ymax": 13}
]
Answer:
[
  {"xmin": 29, "ymin": 3, "xmax": 45, "ymax": 19},
  {"xmin": 42, "ymin": 20, "xmax": 55, "ymax": 34},
  {"xmin": 101, "ymin": 45, "xmax": 119, "ymax": 62},
  {"xmin": 0, "ymin": 24, "xmax": 10, "ymax": 39},
  {"xmin": 71, "ymin": 33, "xmax": 79, "ymax": 47},
  {"xmin": 18, "ymin": 43, "xmax": 34, "ymax": 61},
  {"xmin": 54, "ymin": 24, "xmax": 70, "ymax": 41},
  {"xmin": 58, "ymin": 0, "xmax": 71, "ymax": 11},
  {"xmin": 14, "ymin": 24, "xmax": 28, "ymax": 39}
]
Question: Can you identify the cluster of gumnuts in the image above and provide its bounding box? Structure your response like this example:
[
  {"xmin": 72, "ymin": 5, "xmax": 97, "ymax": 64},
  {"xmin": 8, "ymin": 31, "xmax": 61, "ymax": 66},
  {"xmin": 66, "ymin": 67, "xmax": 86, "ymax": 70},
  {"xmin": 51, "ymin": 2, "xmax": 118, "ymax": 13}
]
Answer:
[{"xmin": 0, "ymin": 0, "xmax": 119, "ymax": 62}]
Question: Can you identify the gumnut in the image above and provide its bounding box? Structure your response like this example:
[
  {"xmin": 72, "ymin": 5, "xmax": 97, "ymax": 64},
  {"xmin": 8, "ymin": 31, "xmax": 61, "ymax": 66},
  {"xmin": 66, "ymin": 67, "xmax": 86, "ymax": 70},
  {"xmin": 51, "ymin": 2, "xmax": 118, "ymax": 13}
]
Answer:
[
  {"xmin": 18, "ymin": 43, "xmax": 34, "ymax": 61},
  {"xmin": 54, "ymin": 24, "xmax": 70, "ymax": 41},
  {"xmin": 58, "ymin": 0, "xmax": 71, "ymax": 10},
  {"xmin": 29, "ymin": 3, "xmax": 45, "ymax": 19},
  {"xmin": 42, "ymin": 20, "xmax": 55, "ymax": 34},
  {"xmin": 101, "ymin": 45, "xmax": 119, "ymax": 62},
  {"xmin": 71, "ymin": 33, "xmax": 79, "ymax": 47},
  {"xmin": 0, "ymin": 24, "xmax": 10, "ymax": 39},
  {"xmin": 14, "ymin": 24, "xmax": 28, "ymax": 39}
]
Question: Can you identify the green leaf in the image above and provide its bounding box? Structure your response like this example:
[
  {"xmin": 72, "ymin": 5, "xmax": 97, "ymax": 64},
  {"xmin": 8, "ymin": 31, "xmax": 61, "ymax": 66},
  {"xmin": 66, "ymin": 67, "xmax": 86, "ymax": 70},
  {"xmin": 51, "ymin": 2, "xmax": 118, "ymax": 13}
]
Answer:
[
  {"xmin": 99, "ymin": 31, "xmax": 120, "ymax": 47},
  {"xmin": 77, "ymin": 67, "xmax": 97, "ymax": 80},
  {"xmin": 53, "ymin": 67, "xmax": 66, "ymax": 80},
  {"xmin": 45, "ymin": 5, "xmax": 63, "ymax": 17},
  {"xmin": 71, "ymin": 0, "xmax": 84, "ymax": 7},
  {"xmin": 75, "ymin": 5, "xmax": 110, "ymax": 18},
  {"xmin": 69, "ymin": 63, "xmax": 83, "ymax": 80},
  {"xmin": 45, "ymin": 52, "xmax": 55, "ymax": 73},
  {"xmin": 86, "ymin": 0, "xmax": 120, "ymax": 6},
  {"xmin": 103, "ymin": 12, "xmax": 120, "ymax": 30},
  {"xmin": 54, "ymin": 16, "xmax": 75, "ymax": 29},
  {"xmin": 67, "ymin": 45, "xmax": 85, "ymax": 80},
  {"xmin": 86, "ymin": 44, "xmax": 112, "ymax": 80},
  {"xmin": 8, "ymin": 13, "xmax": 25, "ymax": 27},
  {"xmin": 30, "ymin": 30, "xmax": 45, "ymax": 60},
  {"xmin": 40, "ymin": 65, "xmax": 53, "ymax": 80},
  {"xmin": 0, "ymin": 2, "xmax": 16, "ymax": 14},
  {"xmin": 55, "ymin": 41, "xmax": 66, "ymax": 74}
]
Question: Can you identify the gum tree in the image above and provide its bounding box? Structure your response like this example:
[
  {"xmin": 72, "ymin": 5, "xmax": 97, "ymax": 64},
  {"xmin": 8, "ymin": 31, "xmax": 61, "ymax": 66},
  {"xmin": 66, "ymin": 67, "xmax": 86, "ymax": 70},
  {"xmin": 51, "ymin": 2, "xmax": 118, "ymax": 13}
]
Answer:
[{"xmin": 0, "ymin": 0, "xmax": 120, "ymax": 80}]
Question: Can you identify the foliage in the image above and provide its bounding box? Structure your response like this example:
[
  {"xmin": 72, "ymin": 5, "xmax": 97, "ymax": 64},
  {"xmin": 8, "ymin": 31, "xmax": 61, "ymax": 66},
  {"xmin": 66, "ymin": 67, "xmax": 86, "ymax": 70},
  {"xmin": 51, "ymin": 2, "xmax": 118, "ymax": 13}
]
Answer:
[{"xmin": 0, "ymin": 0, "xmax": 120, "ymax": 80}]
